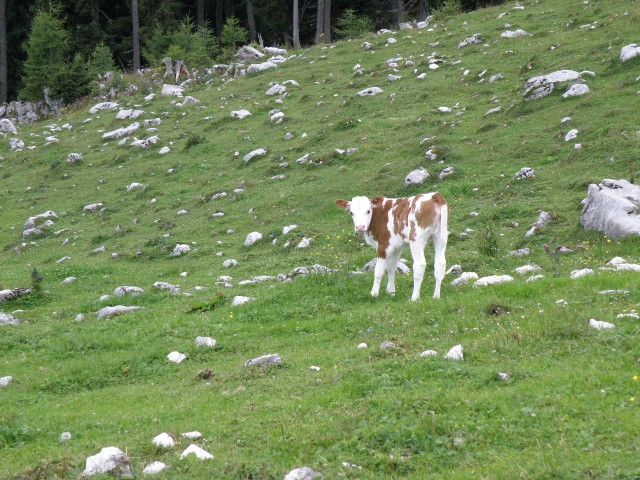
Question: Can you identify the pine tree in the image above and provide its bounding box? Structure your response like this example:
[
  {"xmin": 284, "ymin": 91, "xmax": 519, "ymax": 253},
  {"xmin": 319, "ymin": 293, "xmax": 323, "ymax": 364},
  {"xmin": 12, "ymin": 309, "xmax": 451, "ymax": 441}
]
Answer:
[{"xmin": 19, "ymin": 4, "xmax": 70, "ymax": 101}]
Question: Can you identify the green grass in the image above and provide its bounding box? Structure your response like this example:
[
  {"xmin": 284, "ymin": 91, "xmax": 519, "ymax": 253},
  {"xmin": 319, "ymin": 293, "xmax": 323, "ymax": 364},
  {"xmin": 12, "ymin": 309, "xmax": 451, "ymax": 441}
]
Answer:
[{"xmin": 1, "ymin": 0, "xmax": 640, "ymax": 478}]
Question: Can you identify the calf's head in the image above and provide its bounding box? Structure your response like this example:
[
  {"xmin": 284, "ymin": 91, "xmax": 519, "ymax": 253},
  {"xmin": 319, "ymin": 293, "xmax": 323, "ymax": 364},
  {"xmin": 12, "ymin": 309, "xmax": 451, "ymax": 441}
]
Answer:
[{"xmin": 335, "ymin": 196, "xmax": 374, "ymax": 232}]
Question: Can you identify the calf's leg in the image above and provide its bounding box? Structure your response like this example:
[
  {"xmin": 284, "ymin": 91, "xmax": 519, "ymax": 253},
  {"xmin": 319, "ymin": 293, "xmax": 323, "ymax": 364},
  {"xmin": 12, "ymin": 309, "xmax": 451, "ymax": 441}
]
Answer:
[
  {"xmin": 385, "ymin": 249, "xmax": 402, "ymax": 296},
  {"xmin": 371, "ymin": 257, "xmax": 387, "ymax": 297},
  {"xmin": 409, "ymin": 242, "xmax": 427, "ymax": 302}
]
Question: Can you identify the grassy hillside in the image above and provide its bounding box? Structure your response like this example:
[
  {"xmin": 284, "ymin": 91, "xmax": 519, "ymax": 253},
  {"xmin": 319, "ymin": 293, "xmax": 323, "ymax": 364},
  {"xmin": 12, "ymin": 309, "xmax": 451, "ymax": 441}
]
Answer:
[{"xmin": 1, "ymin": 0, "xmax": 639, "ymax": 478}]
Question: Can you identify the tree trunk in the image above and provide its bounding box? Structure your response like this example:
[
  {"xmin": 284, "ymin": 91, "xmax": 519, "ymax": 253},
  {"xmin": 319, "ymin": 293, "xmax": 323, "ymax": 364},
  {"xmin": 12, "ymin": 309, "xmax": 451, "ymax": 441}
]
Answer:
[
  {"xmin": 196, "ymin": 0, "xmax": 204, "ymax": 28},
  {"xmin": 315, "ymin": 0, "xmax": 324, "ymax": 44},
  {"xmin": 246, "ymin": 0, "xmax": 256, "ymax": 42},
  {"xmin": 418, "ymin": 0, "xmax": 426, "ymax": 20},
  {"xmin": 215, "ymin": 0, "xmax": 223, "ymax": 38},
  {"xmin": 89, "ymin": 0, "xmax": 99, "ymax": 25},
  {"xmin": 131, "ymin": 0, "xmax": 140, "ymax": 71},
  {"xmin": 390, "ymin": 0, "xmax": 403, "ymax": 28},
  {"xmin": 322, "ymin": 0, "xmax": 330, "ymax": 43},
  {"xmin": 0, "ymin": 0, "xmax": 6, "ymax": 104},
  {"xmin": 292, "ymin": 0, "xmax": 301, "ymax": 49}
]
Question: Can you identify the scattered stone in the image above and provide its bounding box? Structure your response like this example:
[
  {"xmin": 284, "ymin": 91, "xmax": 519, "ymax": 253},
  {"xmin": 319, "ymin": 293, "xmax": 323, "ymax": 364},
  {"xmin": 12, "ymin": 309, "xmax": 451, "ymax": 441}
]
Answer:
[
  {"xmin": 451, "ymin": 272, "xmax": 479, "ymax": 286},
  {"xmin": 237, "ymin": 45, "xmax": 264, "ymax": 62},
  {"xmin": 380, "ymin": 341, "xmax": 395, "ymax": 350},
  {"xmin": 403, "ymin": 167, "xmax": 430, "ymax": 187},
  {"xmin": 231, "ymin": 295, "xmax": 255, "ymax": 307},
  {"xmin": 9, "ymin": 138, "xmax": 25, "ymax": 150},
  {"xmin": 96, "ymin": 305, "xmax": 143, "ymax": 319},
  {"xmin": 180, "ymin": 444, "xmax": 214, "ymax": 460},
  {"xmin": 0, "ymin": 376, "xmax": 13, "ymax": 387},
  {"xmin": 458, "ymin": 34, "xmax": 483, "ymax": 48},
  {"xmin": 508, "ymin": 248, "xmax": 530, "ymax": 256},
  {"xmin": 589, "ymin": 319, "xmax": 614, "ymax": 330},
  {"xmin": 444, "ymin": 344, "xmax": 463, "ymax": 360},
  {"xmin": 570, "ymin": 268, "xmax": 594, "ymax": 279},
  {"xmin": 562, "ymin": 83, "xmax": 590, "ymax": 98},
  {"xmin": 244, "ymin": 353, "xmax": 281, "ymax": 367},
  {"xmin": 357, "ymin": 343, "xmax": 367, "ymax": 349},
  {"xmin": 565, "ymin": 129, "xmax": 579, "ymax": 141},
  {"xmin": 89, "ymin": 102, "xmax": 118, "ymax": 114},
  {"xmin": 152, "ymin": 432, "xmax": 176, "ymax": 448},
  {"xmin": 247, "ymin": 62, "xmax": 278, "ymax": 74},
  {"xmin": 83, "ymin": 447, "xmax": 132, "ymax": 477},
  {"xmin": 181, "ymin": 431, "xmax": 202, "ymax": 439},
  {"xmin": 580, "ymin": 179, "xmax": 640, "ymax": 239},
  {"xmin": 620, "ymin": 43, "xmax": 640, "ymax": 62},
  {"xmin": 0, "ymin": 118, "xmax": 18, "ymax": 133},
  {"xmin": 62, "ymin": 276, "xmax": 77, "ymax": 284},
  {"xmin": 474, "ymin": 275, "xmax": 514, "ymax": 287},
  {"xmin": 66, "ymin": 153, "xmax": 83, "ymax": 163},
  {"xmin": 524, "ymin": 70, "xmax": 591, "ymax": 94},
  {"xmin": 284, "ymin": 466, "xmax": 322, "ymax": 480},
  {"xmin": 244, "ymin": 148, "xmax": 267, "ymax": 162},
  {"xmin": 231, "ymin": 109, "xmax": 252, "ymax": 119},
  {"xmin": 195, "ymin": 336, "xmax": 216, "ymax": 348},
  {"xmin": 170, "ymin": 244, "xmax": 190, "ymax": 257},
  {"xmin": 160, "ymin": 84, "xmax": 184, "ymax": 96},
  {"xmin": 496, "ymin": 372, "xmax": 510, "ymax": 381},
  {"xmin": 102, "ymin": 122, "xmax": 140, "ymax": 140},
  {"xmin": 1, "ymin": 312, "xmax": 20, "ymax": 325},
  {"xmin": 244, "ymin": 232, "xmax": 263, "ymax": 246},
  {"xmin": 116, "ymin": 109, "xmax": 144, "ymax": 120},
  {"xmin": 501, "ymin": 29, "xmax": 527, "ymax": 38},
  {"xmin": 114, "ymin": 286, "xmax": 144, "ymax": 296},
  {"xmin": 515, "ymin": 167, "xmax": 535, "ymax": 179},
  {"xmin": 419, "ymin": 350, "xmax": 438, "ymax": 357},
  {"xmin": 514, "ymin": 264, "xmax": 541, "ymax": 275},
  {"xmin": 167, "ymin": 351, "xmax": 187, "ymax": 363},
  {"xmin": 438, "ymin": 167, "xmax": 455, "ymax": 179},
  {"xmin": 143, "ymin": 461, "xmax": 167, "ymax": 475},
  {"xmin": 60, "ymin": 432, "xmax": 72, "ymax": 442},
  {"xmin": 357, "ymin": 87, "xmax": 384, "ymax": 96},
  {"xmin": 362, "ymin": 41, "xmax": 373, "ymax": 50}
]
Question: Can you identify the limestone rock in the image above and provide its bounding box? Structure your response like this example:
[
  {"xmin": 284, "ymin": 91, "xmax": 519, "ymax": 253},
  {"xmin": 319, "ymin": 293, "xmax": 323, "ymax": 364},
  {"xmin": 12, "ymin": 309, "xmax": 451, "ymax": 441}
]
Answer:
[{"xmin": 580, "ymin": 179, "xmax": 640, "ymax": 239}]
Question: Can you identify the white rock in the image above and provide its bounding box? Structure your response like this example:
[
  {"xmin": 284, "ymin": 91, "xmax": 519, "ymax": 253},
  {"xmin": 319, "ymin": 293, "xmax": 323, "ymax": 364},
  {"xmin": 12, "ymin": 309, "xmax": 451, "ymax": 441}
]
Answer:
[
  {"xmin": 161, "ymin": 84, "xmax": 184, "ymax": 96},
  {"xmin": 451, "ymin": 272, "xmax": 479, "ymax": 286},
  {"xmin": 296, "ymin": 237, "xmax": 312, "ymax": 248},
  {"xmin": 223, "ymin": 259, "xmax": 238, "ymax": 268},
  {"xmin": 380, "ymin": 341, "xmax": 395, "ymax": 350},
  {"xmin": 62, "ymin": 276, "xmax": 76, "ymax": 284},
  {"xmin": 195, "ymin": 336, "xmax": 216, "ymax": 347},
  {"xmin": 616, "ymin": 263, "xmax": 640, "ymax": 272},
  {"xmin": 357, "ymin": 87, "xmax": 384, "ymax": 96},
  {"xmin": 96, "ymin": 305, "xmax": 143, "ymax": 319},
  {"xmin": 607, "ymin": 256, "xmax": 626, "ymax": 265},
  {"xmin": 265, "ymin": 46, "xmax": 288, "ymax": 56},
  {"xmin": 231, "ymin": 296, "xmax": 255, "ymax": 307},
  {"xmin": 244, "ymin": 231, "xmax": 263, "ymax": 246},
  {"xmin": 116, "ymin": 109, "xmax": 144, "ymax": 120},
  {"xmin": 83, "ymin": 202, "xmax": 104, "ymax": 212},
  {"xmin": 246, "ymin": 61, "xmax": 277, "ymax": 74},
  {"xmin": 589, "ymin": 319, "xmax": 614, "ymax": 330},
  {"xmin": 562, "ymin": 83, "xmax": 590, "ymax": 98},
  {"xmin": 444, "ymin": 344, "xmax": 464, "ymax": 360},
  {"xmin": 580, "ymin": 179, "xmax": 640, "ymax": 239},
  {"xmin": 474, "ymin": 275, "xmax": 514, "ymax": 287},
  {"xmin": 126, "ymin": 182, "xmax": 144, "ymax": 192},
  {"xmin": 167, "ymin": 351, "xmax": 187, "ymax": 363},
  {"xmin": 283, "ymin": 225, "xmax": 297, "ymax": 235},
  {"xmin": 66, "ymin": 152, "xmax": 83, "ymax": 163},
  {"xmin": 419, "ymin": 350, "xmax": 438, "ymax": 357},
  {"xmin": 244, "ymin": 148, "xmax": 267, "ymax": 162},
  {"xmin": 357, "ymin": 343, "xmax": 368, "ymax": 349},
  {"xmin": 89, "ymin": 102, "xmax": 118, "ymax": 114},
  {"xmin": 496, "ymin": 372, "xmax": 510, "ymax": 381},
  {"xmin": 102, "ymin": 122, "xmax": 140, "ymax": 140},
  {"xmin": 159, "ymin": 146, "xmax": 170, "ymax": 155},
  {"xmin": 114, "ymin": 286, "xmax": 144, "ymax": 296},
  {"xmin": 180, "ymin": 444, "xmax": 213, "ymax": 460},
  {"xmin": 438, "ymin": 106, "xmax": 452, "ymax": 113},
  {"xmin": 0, "ymin": 118, "xmax": 17, "ymax": 134},
  {"xmin": 231, "ymin": 109, "xmax": 252, "ymax": 119},
  {"xmin": 60, "ymin": 431, "xmax": 72, "ymax": 441},
  {"xmin": 181, "ymin": 431, "xmax": 202, "ymax": 439},
  {"xmin": 501, "ymin": 29, "xmax": 527, "ymax": 38},
  {"xmin": 143, "ymin": 461, "xmax": 167, "ymax": 475},
  {"xmin": 570, "ymin": 268, "xmax": 593, "ymax": 279},
  {"xmin": 309, "ymin": 365, "xmax": 321, "ymax": 371},
  {"xmin": 266, "ymin": 84, "xmax": 286, "ymax": 95},
  {"xmin": 83, "ymin": 447, "xmax": 131, "ymax": 477},
  {"xmin": 403, "ymin": 167, "xmax": 430, "ymax": 187},
  {"xmin": 0, "ymin": 376, "xmax": 13, "ymax": 387},
  {"xmin": 244, "ymin": 353, "xmax": 281, "ymax": 367},
  {"xmin": 284, "ymin": 466, "xmax": 322, "ymax": 480},
  {"xmin": 620, "ymin": 43, "xmax": 640, "ymax": 62},
  {"xmin": 170, "ymin": 244, "xmax": 190, "ymax": 257},
  {"xmin": 514, "ymin": 264, "xmax": 541, "ymax": 275},
  {"xmin": 564, "ymin": 129, "xmax": 579, "ymax": 141},
  {"xmin": 152, "ymin": 432, "xmax": 175, "ymax": 448}
]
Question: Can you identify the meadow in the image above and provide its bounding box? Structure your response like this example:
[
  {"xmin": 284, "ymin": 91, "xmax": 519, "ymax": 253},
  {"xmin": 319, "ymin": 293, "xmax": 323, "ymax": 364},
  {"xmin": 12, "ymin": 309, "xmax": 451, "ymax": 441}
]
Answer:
[{"xmin": 1, "ymin": 0, "xmax": 639, "ymax": 478}]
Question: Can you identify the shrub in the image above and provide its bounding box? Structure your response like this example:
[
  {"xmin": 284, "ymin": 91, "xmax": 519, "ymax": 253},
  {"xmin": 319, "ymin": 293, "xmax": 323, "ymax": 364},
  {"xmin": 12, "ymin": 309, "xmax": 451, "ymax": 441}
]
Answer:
[
  {"xmin": 335, "ymin": 9, "xmax": 374, "ymax": 40},
  {"xmin": 90, "ymin": 42, "xmax": 116, "ymax": 78},
  {"xmin": 220, "ymin": 17, "xmax": 248, "ymax": 61},
  {"xmin": 432, "ymin": 0, "xmax": 463, "ymax": 20},
  {"xmin": 476, "ymin": 220, "xmax": 499, "ymax": 257},
  {"xmin": 50, "ymin": 53, "xmax": 92, "ymax": 103}
]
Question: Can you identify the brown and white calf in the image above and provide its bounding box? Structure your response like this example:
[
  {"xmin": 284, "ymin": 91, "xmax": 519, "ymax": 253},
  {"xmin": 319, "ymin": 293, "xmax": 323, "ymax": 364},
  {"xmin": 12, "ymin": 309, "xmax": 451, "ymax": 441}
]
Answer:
[{"xmin": 335, "ymin": 192, "xmax": 448, "ymax": 301}]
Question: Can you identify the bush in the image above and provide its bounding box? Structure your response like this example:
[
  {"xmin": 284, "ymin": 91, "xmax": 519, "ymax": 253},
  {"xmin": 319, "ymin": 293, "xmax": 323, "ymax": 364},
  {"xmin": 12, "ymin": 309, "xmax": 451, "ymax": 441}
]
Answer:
[
  {"xmin": 432, "ymin": 0, "xmax": 463, "ymax": 20},
  {"xmin": 476, "ymin": 220, "xmax": 499, "ymax": 257},
  {"xmin": 90, "ymin": 42, "xmax": 116, "ymax": 78},
  {"xmin": 335, "ymin": 9, "xmax": 374, "ymax": 40}
]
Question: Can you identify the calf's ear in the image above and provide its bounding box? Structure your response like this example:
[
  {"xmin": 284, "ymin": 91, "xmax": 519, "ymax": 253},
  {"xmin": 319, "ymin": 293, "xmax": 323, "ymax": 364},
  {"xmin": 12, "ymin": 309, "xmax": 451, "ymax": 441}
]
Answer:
[
  {"xmin": 371, "ymin": 197, "xmax": 384, "ymax": 206},
  {"xmin": 335, "ymin": 199, "xmax": 350, "ymax": 210}
]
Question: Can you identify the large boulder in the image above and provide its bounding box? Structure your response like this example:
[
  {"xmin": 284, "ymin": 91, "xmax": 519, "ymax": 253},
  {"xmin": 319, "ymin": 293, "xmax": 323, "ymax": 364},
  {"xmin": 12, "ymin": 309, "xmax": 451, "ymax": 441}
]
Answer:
[{"xmin": 580, "ymin": 179, "xmax": 640, "ymax": 239}]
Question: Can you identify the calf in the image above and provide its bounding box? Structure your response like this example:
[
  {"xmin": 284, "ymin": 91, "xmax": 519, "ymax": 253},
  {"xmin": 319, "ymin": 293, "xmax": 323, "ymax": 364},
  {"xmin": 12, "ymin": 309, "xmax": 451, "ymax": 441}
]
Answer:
[{"xmin": 335, "ymin": 192, "xmax": 448, "ymax": 301}]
